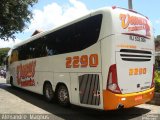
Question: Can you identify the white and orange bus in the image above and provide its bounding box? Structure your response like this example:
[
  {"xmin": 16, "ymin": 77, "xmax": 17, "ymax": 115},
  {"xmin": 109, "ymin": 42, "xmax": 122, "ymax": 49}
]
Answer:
[{"xmin": 6, "ymin": 6, "xmax": 155, "ymax": 110}]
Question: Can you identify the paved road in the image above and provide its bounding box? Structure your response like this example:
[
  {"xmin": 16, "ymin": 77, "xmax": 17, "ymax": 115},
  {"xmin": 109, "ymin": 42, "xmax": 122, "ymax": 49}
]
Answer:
[{"xmin": 0, "ymin": 77, "xmax": 159, "ymax": 120}]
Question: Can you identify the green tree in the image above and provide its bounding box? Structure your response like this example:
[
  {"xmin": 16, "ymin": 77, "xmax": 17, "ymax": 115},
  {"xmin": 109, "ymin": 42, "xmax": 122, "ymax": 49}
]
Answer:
[
  {"xmin": 0, "ymin": 0, "xmax": 37, "ymax": 41},
  {"xmin": 155, "ymin": 35, "xmax": 160, "ymax": 51}
]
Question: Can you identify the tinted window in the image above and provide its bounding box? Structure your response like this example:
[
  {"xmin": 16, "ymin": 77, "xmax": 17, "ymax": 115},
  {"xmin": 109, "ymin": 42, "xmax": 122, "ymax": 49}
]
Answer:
[
  {"xmin": 30, "ymin": 38, "xmax": 47, "ymax": 58},
  {"xmin": 45, "ymin": 14, "xmax": 103, "ymax": 55},
  {"xmin": 16, "ymin": 14, "xmax": 102, "ymax": 61},
  {"xmin": 10, "ymin": 49, "xmax": 19, "ymax": 63}
]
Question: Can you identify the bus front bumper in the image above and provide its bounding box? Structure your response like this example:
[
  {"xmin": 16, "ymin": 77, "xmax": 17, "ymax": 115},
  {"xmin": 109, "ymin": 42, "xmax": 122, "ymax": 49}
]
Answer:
[{"xmin": 103, "ymin": 87, "xmax": 154, "ymax": 110}]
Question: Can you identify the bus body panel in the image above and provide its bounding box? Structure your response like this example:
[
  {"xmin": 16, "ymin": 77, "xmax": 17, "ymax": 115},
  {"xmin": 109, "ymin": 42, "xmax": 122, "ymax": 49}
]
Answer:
[
  {"xmin": 100, "ymin": 7, "xmax": 154, "ymax": 109},
  {"xmin": 52, "ymin": 42, "xmax": 103, "ymax": 109},
  {"xmin": 101, "ymin": 36, "xmax": 116, "ymax": 89},
  {"xmin": 8, "ymin": 40, "xmax": 103, "ymax": 109},
  {"xmin": 70, "ymin": 73, "xmax": 79, "ymax": 104},
  {"xmin": 116, "ymin": 51, "xmax": 154, "ymax": 93},
  {"xmin": 115, "ymin": 34, "xmax": 154, "ymax": 94},
  {"xmin": 111, "ymin": 8, "xmax": 154, "ymax": 94}
]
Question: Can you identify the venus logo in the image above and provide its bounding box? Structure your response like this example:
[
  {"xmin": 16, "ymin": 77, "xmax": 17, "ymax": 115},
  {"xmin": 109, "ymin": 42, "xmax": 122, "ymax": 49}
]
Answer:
[
  {"xmin": 17, "ymin": 60, "xmax": 36, "ymax": 87},
  {"xmin": 119, "ymin": 13, "xmax": 151, "ymax": 37}
]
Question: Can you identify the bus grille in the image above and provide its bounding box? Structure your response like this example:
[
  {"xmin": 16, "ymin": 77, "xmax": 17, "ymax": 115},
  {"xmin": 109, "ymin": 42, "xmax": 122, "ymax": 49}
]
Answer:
[
  {"xmin": 79, "ymin": 74, "xmax": 100, "ymax": 105},
  {"xmin": 120, "ymin": 49, "xmax": 152, "ymax": 62}
]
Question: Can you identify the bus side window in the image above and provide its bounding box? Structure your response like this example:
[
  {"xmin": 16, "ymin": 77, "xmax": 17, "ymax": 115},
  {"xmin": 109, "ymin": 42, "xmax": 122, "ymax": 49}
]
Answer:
[
  {"xmin": 45, "ymin": 33, "xmax": 57, "ymax": 56},
  {"xmin": 46, "ymin": 46, "xmax": 54, "ymax": 56},
  {"xmin": 18, "ymin": 45, "xmax": 27, "ymax": 60},
  {"xmin": 44, "ymin": 14, "xmax": 102, "ymax": 56},
  {"xmin": 10, "ymin": 49, "xmax": 19, "ymax": 63},
  {"xmin": 75, "ymin": 14, "xmax": 102, "ymax": 50},
  {"xmin": 30, "ymin": 14, "xmax": 103, "ymax": 57}
]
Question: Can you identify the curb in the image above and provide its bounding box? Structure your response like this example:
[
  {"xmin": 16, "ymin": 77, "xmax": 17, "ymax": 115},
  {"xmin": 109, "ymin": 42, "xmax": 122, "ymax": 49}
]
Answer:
[{"xmin": 147, "ymin": 92, "xmax": 160, "ymax": 105}]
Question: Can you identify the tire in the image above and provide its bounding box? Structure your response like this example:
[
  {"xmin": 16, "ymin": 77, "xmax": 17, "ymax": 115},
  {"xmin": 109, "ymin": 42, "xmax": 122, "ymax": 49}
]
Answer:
[
  {"xmin": 57, "ymin": 85, "xmax": 70, "ymax": 106},
  {"xmin": 10, "ymin": 77, "xmax": 14, "ymax": 87},
  {"xmin": 43, "ymin": 83, "xmax": 54, "ymax": 102}
]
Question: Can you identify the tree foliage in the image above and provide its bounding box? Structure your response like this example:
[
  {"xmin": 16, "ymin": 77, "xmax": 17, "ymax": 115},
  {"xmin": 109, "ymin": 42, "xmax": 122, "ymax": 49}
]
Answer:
[
  {"xmin": 0, "ymin": 0, "xmax": 37, "ymax": 41},
  {"xmin": 154, "ymin": 70, "xmax": 160, "ymax": 92}
]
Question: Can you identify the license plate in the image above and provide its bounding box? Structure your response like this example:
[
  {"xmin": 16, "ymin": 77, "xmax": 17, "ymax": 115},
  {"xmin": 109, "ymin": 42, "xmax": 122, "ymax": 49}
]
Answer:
[{"xmin": 135, "ymin": 95, "xmax": 142, "ymax": 101}]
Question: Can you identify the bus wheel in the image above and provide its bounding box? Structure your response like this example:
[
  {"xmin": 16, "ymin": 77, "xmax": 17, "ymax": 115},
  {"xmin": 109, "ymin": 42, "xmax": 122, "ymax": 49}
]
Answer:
[
  {"xmin": 57, "ymin": 85, "xmax": 70, "ymax": 106},
  {"xmin": 10, "ymin": 77, "xmax": 14, "ymax": 87},
  {"xmin": 44, "ymin": 83, "xmax": 54, "ymax": 102}
]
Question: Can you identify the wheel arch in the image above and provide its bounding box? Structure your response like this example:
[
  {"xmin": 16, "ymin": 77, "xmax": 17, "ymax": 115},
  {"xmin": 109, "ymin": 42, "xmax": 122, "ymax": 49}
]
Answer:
[
  {"xmin": 10, "ymin": 76, "xmax": 13, "ymax": 84},
  {"xmin": 43, "ymin": 80, "xmax": 53, "ymax": 94},
  {"xmin": 55, "ymin": 82, "xmax": 68, "ymax": 94}
]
